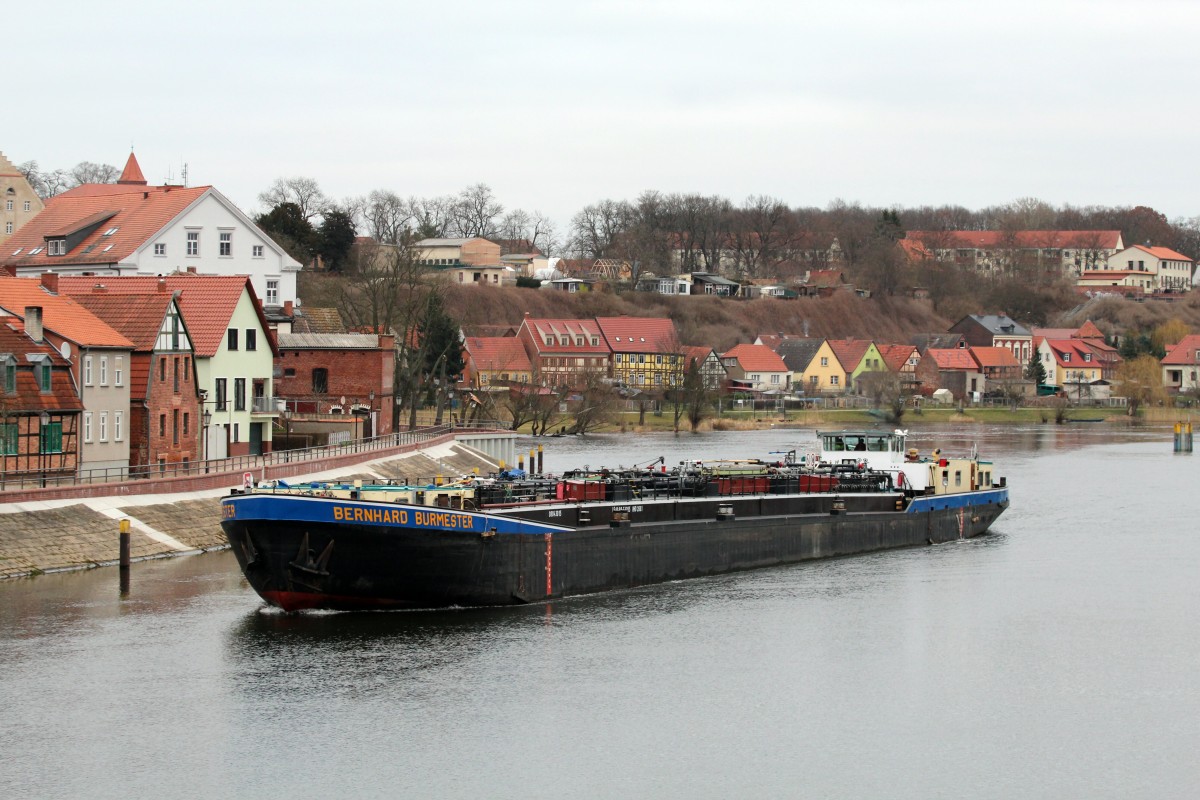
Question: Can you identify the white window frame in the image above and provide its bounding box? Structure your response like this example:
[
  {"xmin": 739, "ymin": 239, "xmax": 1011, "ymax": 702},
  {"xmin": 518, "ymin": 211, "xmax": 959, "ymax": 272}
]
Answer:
[
  {"xmin": 84, "ymin": 356, "xmax": 93, "ymax": 386},
  {"xmin": 219, "ymin": 230, "xmax": 232, "ymax": 257},
  {"xmin": 23, "ymin": 201, "xmax": 31, "ymax": 212},
  {"xmin": 266, "ymin": 279, "xmax": 279, "ymax": 305},
  {"xmin": 154, "ymin": 243, "xmax": 166, "ymax": 256},
  {"xmin": 114, "ymin": 411, "xmax": 123, "ymax": 442},
  {"xmin": 99, "ymin": 411, "xmax": 108, "ymax": 443},
  {"xmin": 114, "ymin": 356, "xmax": 124, "ymax": 387},
  {"xmin": 253, "ymin": 245, "xmax": 264, "ymax": 258},
  {"xmin": 99, "ymin": 356, "xmax": 108, "ymax": 386},
  {"xmin": 83, "ymin": 412, "xmax": 93, "ymax": 443},
  {"xmin": 186, "ymin": 230, "xmax": 200, "ymax": 256}
]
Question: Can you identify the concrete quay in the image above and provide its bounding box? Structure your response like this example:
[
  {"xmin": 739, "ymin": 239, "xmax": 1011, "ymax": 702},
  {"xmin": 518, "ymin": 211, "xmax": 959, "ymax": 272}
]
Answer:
[{"xmin": 0, "ymin": 440, "xmax": 504, "ymax": 579}]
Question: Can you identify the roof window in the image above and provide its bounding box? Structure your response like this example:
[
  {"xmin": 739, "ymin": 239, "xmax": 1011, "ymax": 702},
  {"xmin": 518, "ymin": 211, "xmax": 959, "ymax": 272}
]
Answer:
[
  {"xmin": 11, "ymin": 249, "xmax": 21, "ymax": 256},
  {"xmin": 103, "ymin": 227, "xmax": 119, "ymax": 236},
  {"xmin": 29, "ymin": 247, "xmax": 43, "ymax": 255}
]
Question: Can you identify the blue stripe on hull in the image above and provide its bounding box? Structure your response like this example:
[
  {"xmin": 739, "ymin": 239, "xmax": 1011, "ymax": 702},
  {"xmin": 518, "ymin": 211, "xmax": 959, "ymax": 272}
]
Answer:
[
  {"xmin": 221, "ymin": 494, "xmax": 573, "ymax": 536},
  {"xmin": 906, "ymin": 488, "xmax": 1009, "ymax": 513}
]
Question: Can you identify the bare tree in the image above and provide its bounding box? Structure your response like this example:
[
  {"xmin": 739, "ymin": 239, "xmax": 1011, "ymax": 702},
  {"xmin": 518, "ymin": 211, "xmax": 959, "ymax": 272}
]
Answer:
[
  {"xmin": 568, "ymin": 199, "xmax": 636, "ymax": 259},
  {"xmin": 361, "ymin": 189, "xmax": 413, "ymax": 244},
  {"xmin": 407, "ymin": 195, "xmax": 454, "ymax": 239},
  {"xmin": 450, "ymin": 183, "xmax": 504, "ymax": 238},
  {"xmin": 259, "ymin": 177, "xmax": 330, "ymax": 222},
  {"xmin": 18, "ymin": 161, "xmax": 70, "ymax": 199},
  {"xmin": 69, "ymin": 161, "xmax": 120, "ymax": 186}
]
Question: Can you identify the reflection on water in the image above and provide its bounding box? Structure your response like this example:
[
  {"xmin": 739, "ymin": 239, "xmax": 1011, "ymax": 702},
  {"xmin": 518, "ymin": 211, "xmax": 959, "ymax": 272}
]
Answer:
[{"xmin": 1, "ymin": 423, "xmax": 1197, "ymax": 799}]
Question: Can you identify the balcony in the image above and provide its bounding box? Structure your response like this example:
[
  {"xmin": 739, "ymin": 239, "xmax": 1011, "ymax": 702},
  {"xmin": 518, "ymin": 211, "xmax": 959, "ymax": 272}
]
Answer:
[{"xmin": 251, "ymin": 396, "xmax": 281, "ymax": 415}]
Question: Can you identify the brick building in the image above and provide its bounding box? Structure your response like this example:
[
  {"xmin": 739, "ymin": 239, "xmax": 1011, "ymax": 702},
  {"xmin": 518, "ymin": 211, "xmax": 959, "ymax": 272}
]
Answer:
[{"xmin": 275, "ymin": 332, "xmax": 395, "ymax": 440}]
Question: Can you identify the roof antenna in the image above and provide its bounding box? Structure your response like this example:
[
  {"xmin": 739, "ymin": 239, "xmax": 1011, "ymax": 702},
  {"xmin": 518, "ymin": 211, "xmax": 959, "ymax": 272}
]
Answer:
[{"xmin": 181, "ymin": 162, "xmax": 189, "ymax": 188}]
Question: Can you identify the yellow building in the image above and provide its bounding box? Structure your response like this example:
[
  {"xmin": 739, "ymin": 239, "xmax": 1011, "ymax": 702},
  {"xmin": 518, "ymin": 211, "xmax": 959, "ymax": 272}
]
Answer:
[
  {"xmin": 0, "ymin": 151, "xmax": 44, "ymax": 246},
  {"xmin": 777, "ymin": 338, "xmax": 847, "ymax": 394},
  {"xmin": 596, "ymin": 316, "xmax": 680, "ymax": 388}
]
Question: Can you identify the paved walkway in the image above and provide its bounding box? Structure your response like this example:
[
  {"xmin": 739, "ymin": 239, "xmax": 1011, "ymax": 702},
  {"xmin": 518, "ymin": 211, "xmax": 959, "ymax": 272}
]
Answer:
[{"xmin": 0, "ymin": 441, "xmax": 501, "ymax": 579}]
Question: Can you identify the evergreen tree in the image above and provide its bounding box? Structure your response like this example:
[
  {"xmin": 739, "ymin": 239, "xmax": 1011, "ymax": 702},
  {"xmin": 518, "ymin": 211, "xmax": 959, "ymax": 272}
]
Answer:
[
  {"xmin": 418, "ymin": 293, "xmax": 465, "ymax": 424},
  {"xmin": 317, "ymin": 208, "xmax": 358, "ymax": 271},
  {"xmin": 256, "ymin": 202, "xmax": 317, "ymax": 263},
  {"xmin": 1025, "ymin": 352, "xmax": 1047, "ymax": 385}
]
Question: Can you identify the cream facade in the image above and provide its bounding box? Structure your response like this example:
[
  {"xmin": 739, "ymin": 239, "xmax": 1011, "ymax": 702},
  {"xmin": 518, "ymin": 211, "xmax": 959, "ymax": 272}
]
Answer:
[
  {"xmin": 0, "ymin": 152, "xmax": 44, "ymax": 247},
  {"xmin": 202, "ymin": 289, "xmax": 277, "ymax": 459},
  {"xmin": 416, "ymin": 238, "xmax": 501, "ymax": 267}
]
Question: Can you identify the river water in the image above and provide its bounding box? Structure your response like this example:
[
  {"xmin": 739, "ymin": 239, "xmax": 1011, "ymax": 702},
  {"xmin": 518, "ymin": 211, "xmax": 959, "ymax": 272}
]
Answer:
[{"xmin": 1, "ymin": 424, "xmax": 1197, "ymax": 799}]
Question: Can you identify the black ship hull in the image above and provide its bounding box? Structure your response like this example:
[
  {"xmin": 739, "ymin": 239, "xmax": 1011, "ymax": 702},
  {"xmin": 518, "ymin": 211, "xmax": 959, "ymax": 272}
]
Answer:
[{"xmin": 221, "ymin": 490, "xmax": 1008, "ymax": 611}]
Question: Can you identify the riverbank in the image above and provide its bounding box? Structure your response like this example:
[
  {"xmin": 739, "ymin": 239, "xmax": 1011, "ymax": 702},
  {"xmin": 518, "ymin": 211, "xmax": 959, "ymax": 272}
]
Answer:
[{"xmin": 0, "ymin": 440, "xmax": 501, "ymax": 580}]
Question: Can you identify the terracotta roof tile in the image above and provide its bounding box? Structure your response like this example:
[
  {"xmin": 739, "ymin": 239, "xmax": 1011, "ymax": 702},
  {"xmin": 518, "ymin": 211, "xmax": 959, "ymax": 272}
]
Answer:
[
  {"xmin": 57, "ymin": 274, "xmax": 272, "ymax": 357},
  {"xmin": 826, "ymin": 339, "xmax": 872, "ymax": 370},
  {"xmin": 969, "ymin": 346, "xmax": 1020, "ymax": 369},
  {"xmin": 877, "ymin": 343, "xmax": 918, "ymax": 372},
  {"xmin": 721, "ymin": 343, "xmax": 788, "ymax": 372},
  {"xmin": 117, "ymin": 152, "xmax": 147, "ymax": 185},
  {"xmin": 595, "ymin": 316, "xmax": 677, "ymax": 353},
  {"xmin": 1, "ymin": 185, "xmax": 209, "ymax": 269},
  {"xmin": 0, "ymin": 275, "xmax": 133, "ymax": 348},
  {"xmin": 927, "ymin": 348, "xmax": 977, "ymax": 370},
  {"xmin": 464, "ymin": 337, "xmax": 532, "ymax": 372},
  {"xmin": 1162, "ymin": 334, "xmax": 1200, "ymax": 366}
]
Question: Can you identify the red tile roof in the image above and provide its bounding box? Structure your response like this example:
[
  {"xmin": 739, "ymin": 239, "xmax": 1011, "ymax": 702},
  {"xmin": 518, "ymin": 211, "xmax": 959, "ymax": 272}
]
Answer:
[
  {"xmin": 117, "ymin": 152, "xmax": 147, "ymax": 185},
  {"xmin": 0, "ymin": 275, "xmax": 133, "ymax": 348},
  {"xmin": 520, "ymin": 318, "xmax": 608, "ymax": 354},
  {"xmin": 1130, "ymin": 244, "xmax": 1193, "ymax": 262},
  {"xmin": 57, "ymin": 274, "xmax": 274, "ymax": 358},
  {"xmin": 66, "ymin": 292, "xmax": 175, "ymax": 350},
  {"xmin": 1162, "ymin": 334, "xmax": 1200, "ymax": 366},
  {"xmin": 877, "ymin": 343, "xmax": 918, "ymax": 372},
  {"xmin": 1, "ymin": 184, "xmax": 210, "ymax": 270},
  {"xmin": 1044, "ymin": 339, "xmax": 1101, "ymax": 369},
  {"xmin": 464, "ymin": 337, "xmax": 532, "ymax": 372},
  {"xmin": 927, "ymin": 348, "xmax": 977, "ymax": 370},
  {"xmin": 682, "ymin": 345, "xmax": 716, "ymax": 368},
  {"xmin": 595, "ymin": 316, "xmax": 677, "ymax": 353},
  {"xmin": 721, "ymin": 343, "xmax": 788, "ymax": 372},
  {"xmin": 0, "ymin": 319, "xmax": 82, "ymax": 413},
  {"xmin": 970, "ymin": 346, "xmax": 1020, "ymax": 369},
  {"xmin": 826, "ymin": 339, "xmax": 872, "ymax": 371}
]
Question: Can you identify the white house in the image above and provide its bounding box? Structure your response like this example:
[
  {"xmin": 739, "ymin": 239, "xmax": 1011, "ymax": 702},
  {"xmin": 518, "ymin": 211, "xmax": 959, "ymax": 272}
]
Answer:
[
  {"xmin": 1102, "ymin": 245, "xmax": 1195, "ymax": 292},
  {"xmin": 0, "ymin": 153, "xmax": 302, "ymax": 310}
]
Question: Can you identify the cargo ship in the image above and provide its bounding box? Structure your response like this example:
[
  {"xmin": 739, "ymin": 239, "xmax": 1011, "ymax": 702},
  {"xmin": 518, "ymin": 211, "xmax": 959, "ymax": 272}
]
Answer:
[{"xmin": 221, "ymin": 430, "xmax": 1008, "ymax": 611}]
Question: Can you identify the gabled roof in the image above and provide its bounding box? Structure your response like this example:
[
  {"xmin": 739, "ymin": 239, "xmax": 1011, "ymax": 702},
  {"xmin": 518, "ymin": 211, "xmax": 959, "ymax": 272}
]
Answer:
[
  {"xmin": 775, "ymin": 338, "xmax": 827, "ymax": 372},
  {"xmin": 912, "ymin": 332, "xmax": 966, "ymax": 352},
  {"xmin": 464, "ymin": 337, "xmax": 532, "ymax": 372},
  {"xmin": 1075, "ymin": 320, "xmax": 1105, "ymax": 339},
  {"xmin": 1044, "ymin": 339, "xmax": 1101, "ymax": 369},
  {"xmin": 57, "ymin": 274, "xmax": 277, "ymax": 357},
  {"xmin": 0, "ymin": 275, "xmax": 132, "ymax": 348},
  {"xmin": 520, "ymin": 318, "xmax": 608, "ymax": 355},
  {"xmin": 2, "ymin": 184, "xmax": 209, "ymax": 269},
  {"xmin": 721, "ymin": 343, "xmax": 788, "ymax": 372},
  {"xmin": 1125, "ymin": 244, "xmax": 1193, "ymax": 262},
  {"xmin": 959, "ymin": 314, "xmax": 1032, "ymax": 337},
  {"xmin": 0, "ymin": 319, "xmax": 82, "ymax": 413},
  {"xmin": 826, "ymin": 339, "xmax": 873, "ymax": 371},
  {"xmin": 681, "ymin": 345, "xmax": 719, "ymax": 369},
  {"xmin": 1162, "ymin": 334, "xmax": 1200, "ymax": 366},
  {"xmin": 877, "ymin": 343, "xmax": 919, "ymax": 372},
  {"xmin": 66, "ymin": 292, "xmax": 175, "ymax": 350},
  {"xmin": 594, "ymin": 316, "xmax": 677, "ymax": 353},
  {"xmin": 927, "ymin": 348, "xmax": 977, "ymax": 370},
  {"xmin": 970, "ymin": 346, "xmax": 1020, "ymax": 369}
]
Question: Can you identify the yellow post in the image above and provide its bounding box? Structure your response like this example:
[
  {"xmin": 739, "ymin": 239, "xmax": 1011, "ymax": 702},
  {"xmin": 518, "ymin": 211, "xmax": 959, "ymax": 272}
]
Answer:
[{"xmin": 118, "ymin": 518, "xmax": 131, "ymax": 569}]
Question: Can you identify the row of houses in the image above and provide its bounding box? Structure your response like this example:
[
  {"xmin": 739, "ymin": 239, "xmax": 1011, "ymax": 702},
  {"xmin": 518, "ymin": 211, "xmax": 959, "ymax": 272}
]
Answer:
[
  {"xmin": 457, "ymin": 312, "xmax": 1126, "ymax": 404},
  {"xmin": 0, "ymin": 272, "xmax": 394, "ymax": 485}
]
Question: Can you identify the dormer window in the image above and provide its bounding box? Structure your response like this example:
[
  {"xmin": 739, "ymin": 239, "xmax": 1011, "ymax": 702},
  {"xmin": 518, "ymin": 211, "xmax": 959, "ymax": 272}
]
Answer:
[
  {"xmin": 1083, "ymin": 353, "xmax": 1091, "ymax": 362},
  {"xmin": 47, "ymin": 239, "xmax": 67, "ymax": 256},
  {"xmin": 1062, "ymin": 352, "xmax": 1071, "ymax": 363},
  {"xmin": 0, "ymin": 355, "xmax": 15, "ymax": 394}
]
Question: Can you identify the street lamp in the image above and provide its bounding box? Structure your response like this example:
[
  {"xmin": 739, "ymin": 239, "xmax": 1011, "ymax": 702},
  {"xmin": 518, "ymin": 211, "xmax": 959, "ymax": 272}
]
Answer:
[
  {"xmin": 202, "ymin": 406, "xmax": 212, "ymax": 470},
  {"xmin": 39, "ymin": 410, "xmax": 50, "ymax": 488}
]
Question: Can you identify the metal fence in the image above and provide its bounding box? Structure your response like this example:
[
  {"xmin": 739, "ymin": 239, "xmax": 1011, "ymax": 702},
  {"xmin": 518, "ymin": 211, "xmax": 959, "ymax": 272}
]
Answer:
[{"xmin": 0, "ymin": 423, "xmax": 474, "ymax": 491}]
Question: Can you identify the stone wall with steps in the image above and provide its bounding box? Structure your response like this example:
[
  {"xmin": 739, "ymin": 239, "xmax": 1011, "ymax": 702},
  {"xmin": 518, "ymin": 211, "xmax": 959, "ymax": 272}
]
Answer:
[{"xmin": 0, "ymin": 441, "xmax": 504, "ymax": 579}]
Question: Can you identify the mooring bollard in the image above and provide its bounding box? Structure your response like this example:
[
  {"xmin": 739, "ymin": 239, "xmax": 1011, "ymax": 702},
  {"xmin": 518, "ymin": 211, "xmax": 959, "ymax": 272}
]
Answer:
[
  {"xmin": 119, "ymin": 518, "xmax": 131, "ymax": 569},
  {"xmin": 537, "ymin": 445, "xmax": 544, "ymax": 475},
  {"xmin": 1175, "ymin": 421, "xmax": 1193, "ymax": 453}
]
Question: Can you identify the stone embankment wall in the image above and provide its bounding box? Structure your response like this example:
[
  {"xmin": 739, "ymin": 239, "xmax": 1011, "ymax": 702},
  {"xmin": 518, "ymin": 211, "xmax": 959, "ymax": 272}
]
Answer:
[{"xmin": 0, "ymin": 441, "xmax": 503, "ymax": 579}]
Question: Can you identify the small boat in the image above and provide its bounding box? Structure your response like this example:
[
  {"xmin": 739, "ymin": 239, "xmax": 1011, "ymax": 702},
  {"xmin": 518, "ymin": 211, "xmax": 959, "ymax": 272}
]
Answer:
[{"xmin": 221, "ymin": 430, "xmax": 1008, "ymax": 611}]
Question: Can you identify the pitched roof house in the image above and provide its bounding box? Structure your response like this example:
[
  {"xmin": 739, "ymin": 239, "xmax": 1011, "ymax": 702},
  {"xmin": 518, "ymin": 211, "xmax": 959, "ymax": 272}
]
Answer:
[
  {"xmin": 0, "ymin": 314, "xmax": 83, "ymax": 487},
  {"xmin": 720, "ymin": 344, "xmax": 790, "ymax": 392},
  {"xmin": 516, "ymin": 317, "xmax": 609, "ymax": 389},
  {"xmin": 461, "ymin": 336, "xmax": 534, "ymax": 389},
  {"xmin": 776, "ymin": 338, "xmax": 845, "ymax": 395},
  {"xmin": 596, "ymin": 316, "xmax": 680, "ymax": 390},
  {"xmin": 59, "ymin": 274, "xmax": 277, "ymax": 459},
  {"xmin": 0, "ymin": 152, "xmax": 302, "ymax": 310},
  {"xmin": 1161, "ymin": 334, "xmax": 1200, "ymax": 393},
  {"xmin": 0, "ymin": 274, "xmax": 135, "ymax": 477}
]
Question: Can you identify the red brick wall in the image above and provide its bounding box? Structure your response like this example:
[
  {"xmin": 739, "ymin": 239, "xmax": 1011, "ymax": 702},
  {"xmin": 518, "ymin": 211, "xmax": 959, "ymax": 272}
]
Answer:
[
  {"xmin": 276, "ymin": 345, "xmax": 394, "ymax": 435},
  {"xmin": 139, "ymin": 353, "xmax": 201, "ymax": 470}
]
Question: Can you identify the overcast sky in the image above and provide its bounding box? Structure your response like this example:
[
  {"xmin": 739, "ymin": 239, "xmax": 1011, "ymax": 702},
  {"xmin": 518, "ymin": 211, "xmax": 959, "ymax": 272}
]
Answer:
[{"xmin": 8, "ymin": 0, "xmax": 1200, "ymax": 228}]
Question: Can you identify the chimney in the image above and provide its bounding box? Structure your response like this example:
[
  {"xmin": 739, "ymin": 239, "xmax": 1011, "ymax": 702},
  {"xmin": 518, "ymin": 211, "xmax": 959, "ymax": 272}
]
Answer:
[
  {"xmin": 283, "ymin": 300, "xmax": 294, "ymax": 317},
  {"xmin": 157, "ymin": 277, "xmax": 167, "ymax": 292},
  {"xmin": 40, "ymin": 272, "xmax": 59, "ymax": 294},
  {"xmin": 25, "ymin": 307, "xmax": 43, "ymax": 343}
]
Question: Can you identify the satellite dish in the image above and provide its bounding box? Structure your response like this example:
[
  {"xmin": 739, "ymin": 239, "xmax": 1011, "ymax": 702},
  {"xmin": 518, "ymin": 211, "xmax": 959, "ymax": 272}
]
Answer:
[{"xmin": 60, "ymin": 342, "xmax": 71, "ymax": 359}]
